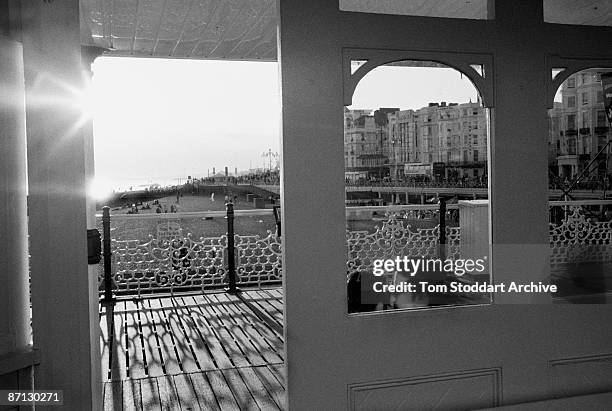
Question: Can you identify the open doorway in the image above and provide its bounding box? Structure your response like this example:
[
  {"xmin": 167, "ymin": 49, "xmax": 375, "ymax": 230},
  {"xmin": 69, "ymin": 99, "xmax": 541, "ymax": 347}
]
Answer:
[{"xmin": 90, "ymin": 57, "xmax": 286, "ymax": 409}]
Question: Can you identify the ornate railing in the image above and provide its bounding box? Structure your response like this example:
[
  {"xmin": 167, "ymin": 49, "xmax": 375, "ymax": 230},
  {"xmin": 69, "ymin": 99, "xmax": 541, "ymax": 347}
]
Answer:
[
  {"xmin": 346, "ymin": 205, "xmax": 461, "ymax": 277},
  {"xmin": 549, "ymin": 201, "xmax": 612, "ymax": 273},
  {"xmin": 96, "ymin": 207, "xmax": 282, "ymax": 298},
  {"xmin": 96, "ymin": 200, "xmax": 612, "ymax": 299}
]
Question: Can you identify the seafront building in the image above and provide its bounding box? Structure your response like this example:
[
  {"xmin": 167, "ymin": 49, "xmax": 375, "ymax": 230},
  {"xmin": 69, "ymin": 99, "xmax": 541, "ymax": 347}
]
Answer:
[
  {"xmin": 548, "ymin": 69, "xmax": 612, "ymax": 179},
  {"xmin": 345, "ymin": 101, "xmax": 488, "ymax": 182}
]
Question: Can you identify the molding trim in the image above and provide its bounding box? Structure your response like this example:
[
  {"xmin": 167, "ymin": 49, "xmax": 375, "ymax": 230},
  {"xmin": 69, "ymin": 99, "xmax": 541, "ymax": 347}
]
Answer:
[
  {"xmin": 546, "ymin": 55, "xmax": 612, "ymax": 109},
  {"xmin": 348, "ymin": 367, "xmax": 502, "ymax": 410},
  {"xmin": 343, "ymin": 47, "xmax": 494, "ymax": 107}
]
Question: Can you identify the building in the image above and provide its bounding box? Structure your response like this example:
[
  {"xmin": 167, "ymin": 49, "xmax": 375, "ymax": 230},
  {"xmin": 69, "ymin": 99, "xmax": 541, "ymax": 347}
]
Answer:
[
  {"xmin": 344, "ymin": 108, "xmax": 395, "ymax": 181},
  {"xmin": 549, "ymin": 69, "xmax": 612, "ymax": 179},
  {"xmin": 350, "ymin": 101, "xmax": 488, "ymax": 182}
]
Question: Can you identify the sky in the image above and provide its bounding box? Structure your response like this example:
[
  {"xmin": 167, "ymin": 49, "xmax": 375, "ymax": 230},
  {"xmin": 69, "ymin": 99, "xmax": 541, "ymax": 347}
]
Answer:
[
  {"xmin": 91, "ymin": 58, "xmax": 479, "ymax": 195},
  {"xmin": 349, "ymin": 64, "xmax": 479, "ymax": 111},
  {"xmin": 91, "ymin": 57, "xmax": 281, "ymax": 192}
]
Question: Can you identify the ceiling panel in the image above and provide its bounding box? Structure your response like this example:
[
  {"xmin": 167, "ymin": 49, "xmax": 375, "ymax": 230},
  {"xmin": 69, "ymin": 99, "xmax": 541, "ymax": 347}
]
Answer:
[
  {"xmin": 544, "ymin": 0, "xmax": 612, "ymax": 26},
  {"xmin": 80, "ymin": 0, "xmax": 278, "ymax": 60}
]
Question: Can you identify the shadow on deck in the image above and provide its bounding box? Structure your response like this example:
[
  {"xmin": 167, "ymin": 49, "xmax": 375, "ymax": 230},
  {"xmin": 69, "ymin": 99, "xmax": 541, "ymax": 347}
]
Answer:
[{"xmin": 100, "ymin": 288, "xmax": 285, "ymax": 410}]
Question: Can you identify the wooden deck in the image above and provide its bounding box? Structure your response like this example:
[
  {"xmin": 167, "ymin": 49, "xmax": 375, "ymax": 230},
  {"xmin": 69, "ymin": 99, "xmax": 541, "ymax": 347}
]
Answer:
[{"xmin": 100, "ymin": 288, "xmax": 285, "ymax": 410}]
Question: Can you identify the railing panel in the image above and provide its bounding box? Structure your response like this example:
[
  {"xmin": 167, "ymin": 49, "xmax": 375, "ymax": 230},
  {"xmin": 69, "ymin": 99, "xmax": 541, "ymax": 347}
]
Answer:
[
  {"xmin": 95, "ymin": 201, "xmax": 611, "ymax": 300},
  {"xmin": 550, "ymin": 205, "xmax": 612, "ymax": 271}
]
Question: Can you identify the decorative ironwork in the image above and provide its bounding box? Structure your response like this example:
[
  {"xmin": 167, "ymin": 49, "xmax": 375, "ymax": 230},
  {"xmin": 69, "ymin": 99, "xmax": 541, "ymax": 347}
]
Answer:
[
  {"xmin": 550, "ymin": 206, "xmax": 612, "ymax": 272},
  {"xmin": 235, "ymin": 231, "xmax": 283, "ymax": 285},
  {"xmin": 110, "ymin": 234, "xmax": 226, "ymax": 297},
  {"xmin": 96, "ymin": 204, "xmax": 612, "ymax": 297},
  {"xmin": 97, "ymin": 221, "xmax": 284, "ymax": 296},
  {"xmin": 346, "ymin": 210, "xmax": 460, "ymax": 277}
]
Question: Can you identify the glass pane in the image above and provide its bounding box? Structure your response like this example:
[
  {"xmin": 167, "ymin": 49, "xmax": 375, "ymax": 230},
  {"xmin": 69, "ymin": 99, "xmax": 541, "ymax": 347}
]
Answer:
[
  {"xmin": 345, "ymin": 60, "xmax": 491, "ymax": 313},
  {"xmin": 544, "ymin": 0, "xmax": 612, "ymax": 27},
  {"xmin": 548, "ymin": 68, "xmax": 612, "ymax": 303},
  {"xmin": 339, "ymin": 0, "xmax": 490, "ymax": 20}
]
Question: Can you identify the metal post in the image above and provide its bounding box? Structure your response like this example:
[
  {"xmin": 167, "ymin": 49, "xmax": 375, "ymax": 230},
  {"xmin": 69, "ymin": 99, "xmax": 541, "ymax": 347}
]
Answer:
[
  {"xmin": 225, "ymin": 202, "xmax": 239, "ymax": 294},
  {"xmin": 101, "ymin": 206, "xmax": 115, "ymax": 306},
  {"xmin": 438, "ymin": 196, "xmax": 447, "ymax": 260}
]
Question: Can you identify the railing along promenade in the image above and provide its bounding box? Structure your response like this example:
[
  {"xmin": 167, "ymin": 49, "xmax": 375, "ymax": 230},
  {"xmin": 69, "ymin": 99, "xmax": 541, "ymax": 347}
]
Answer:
[
  {"xmin": 96, "ymin": 199, "xmax": 612, "ymax": 303},
  {"xmin": 254, "ymin": 181, "xmax": 612, "ymax": 199}
]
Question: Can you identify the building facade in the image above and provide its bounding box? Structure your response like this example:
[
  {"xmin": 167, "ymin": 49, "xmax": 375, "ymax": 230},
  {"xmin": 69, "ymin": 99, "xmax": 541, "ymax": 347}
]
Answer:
[
  {"xmin": 345, "ymin": 101, "xmax": 488, "ymax": 182},
  {"xmin": 549, "ymin": 69, "xmax": 612, "ymax": 179}
]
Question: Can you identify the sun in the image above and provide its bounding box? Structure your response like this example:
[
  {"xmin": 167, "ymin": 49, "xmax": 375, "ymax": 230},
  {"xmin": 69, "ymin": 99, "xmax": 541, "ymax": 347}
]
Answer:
[{"xmin": 88, "ymin": 177, "xmax": 114, "ymax": 202}]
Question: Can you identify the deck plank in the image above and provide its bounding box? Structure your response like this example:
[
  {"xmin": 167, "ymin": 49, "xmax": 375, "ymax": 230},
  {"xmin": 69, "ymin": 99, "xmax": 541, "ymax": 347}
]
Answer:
[
  {"xmin": 188, "ymin": 372, "xmax": 221, "ymax": 411},
  {"xmin": 256, "ymin": 290, "xmax": 284, "ymax": 319},
  {"xmin": 221, "ymin": 368, "xmax": 259, "ymax": 410},
  {"xmin": 216, "ymin": 293, "xmax": 283, "ymax": 364},
  {"xmin": 110, "ymin": 302, "xmax": 128, "ymax": 381},
  {"xmin": 173, "ymin": 373, "xmax": 202, "ymax": 411},
  {"xmin": 147, "ymin": 298, "xmax": 183, "ymax": 375},
  {"xmin": 259, "ymin": 289, "xmax": 284, "ymax": 312},
  {"xmin": 243, "ymin": 291, "xmax": 284, "ymax": 330},
  {"xmin": 122, "ymin": 377, "xmax": 142, "ymax": 411},
  {"xmin": 103, "ymin": 381, "xmax": 122, "ymax": 411},
  {"xmin": 173, "ymin": 296, "xmax": 229, "ymax": 370},
  {"xmin": 204, "ymin": 294, "xmax": 267, "ymax": 367},
  {"xmin": 138, "ymin": 299, "xmax": 166, "ymax": 377},
  {"xmin": 157, "ymin": 375, "xmax": 180, "ymax": 410},
  {"xmin": 158, "ymin": 297, "xmax": 201, "ymax": 374},
  {"xmin": 238, "ymin": 366, "xmax": 281, "ymax": 411},
  {"xmin": 206, "ymin": 370, "xmax": 241, "ymax": 410},
  {"xmin": 125, "ymin": 300, "xmax": 146, "ymax": 379},
  {"xmin": 268, "ymin": 364, "xmax": 286, "ymax": 389},
  {"xmin": 250, "ymin": 365, "xmax": 286, "ymax": 410},
  {"xmin": 101, "ymin": 288, "xmax": 286, "ymax": 410},
  {"xmin": 140, "ymin": 376, "xmax": 161, "ymax": 411},
  {"xmin": 193, "ymin": 294, "xmax": 251, "ymax": 368}
]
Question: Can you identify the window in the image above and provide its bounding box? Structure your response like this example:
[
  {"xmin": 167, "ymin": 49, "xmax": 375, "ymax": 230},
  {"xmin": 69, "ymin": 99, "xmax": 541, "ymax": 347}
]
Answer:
[
  {"xmin": 548, "ymin": 67, "xmax": 612, "ymax": 303},
  {"xmin": 345, "ymin": 59, "xmax": 490, "ymax": 314},
  {"xmin": 597, "ymin": 111, "xmax": 607, "ymax": 127},
  {"xmin": 597, "ymin": 91, "xmax": 603, "ymax": 103},
  {"xmin": 567, "ymin": 77, "xmax": 576, "ymax": 88},
  {"xmin": 582, "ymin": 73, "xmax": 589, "ymax": 84},
  {"xmin": 473, "ymin": 149, "xmax": 479, "ymax": 162},
  {"xmin": 581, "ymin": 111, "xmax": 590, "ymax": 128}
]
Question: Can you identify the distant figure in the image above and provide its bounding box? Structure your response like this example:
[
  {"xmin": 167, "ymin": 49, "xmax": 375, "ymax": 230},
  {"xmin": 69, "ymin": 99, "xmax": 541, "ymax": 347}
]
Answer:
[
  {"xmin": 234, "ymin": 195, "xmax": 238, "ymax": 203},
  {"xmin": 156, "ymin": 205, "xmax": 162, "ymax": 214},
  {"xmin": 170, "ymin": 204, "xmax": 176, "ymax": 213},
  {"xmin": 210, "ymin": 192, "xmax": 215, "ymax": 202},
  {"xmin": 224, "ymin": 195, "xmax": 229, "ymax": 203}
]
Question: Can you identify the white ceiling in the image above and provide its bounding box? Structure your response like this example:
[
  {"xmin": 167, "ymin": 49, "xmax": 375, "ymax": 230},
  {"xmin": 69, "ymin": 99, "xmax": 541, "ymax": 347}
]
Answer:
[
  {"xmin": 80, "ymin": 0, "xmax": 611, "ymax": 61},
  {"xmin": 80, "ymin": 0, "xmax": 277, "ymax": 60}
]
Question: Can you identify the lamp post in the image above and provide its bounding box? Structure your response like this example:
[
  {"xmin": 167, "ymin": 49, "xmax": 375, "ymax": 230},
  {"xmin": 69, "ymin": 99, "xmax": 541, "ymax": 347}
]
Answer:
[{"xmin": 262, "ymin": 149, "xmax": 279, "ymax": 171}]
